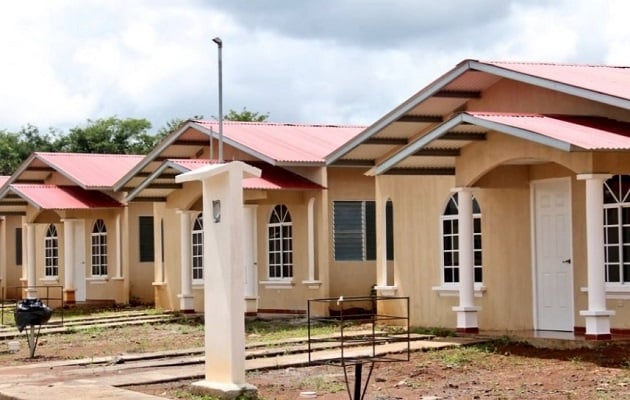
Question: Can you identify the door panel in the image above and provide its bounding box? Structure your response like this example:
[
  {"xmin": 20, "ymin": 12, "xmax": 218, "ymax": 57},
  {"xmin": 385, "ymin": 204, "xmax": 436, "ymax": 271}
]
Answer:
[{"xmin": 534, "ymin": 179, "xmax": 573, "ymax": 331}]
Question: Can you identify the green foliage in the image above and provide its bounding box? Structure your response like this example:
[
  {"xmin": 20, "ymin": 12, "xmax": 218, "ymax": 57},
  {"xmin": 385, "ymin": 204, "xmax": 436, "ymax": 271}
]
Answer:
[
  {"xmin": 55, "ymin": 116, "xmax": 154, "ymax": 154},
  {"xmin": 224, "ymin": 107, "xmax": 269, "ymax": 122}
]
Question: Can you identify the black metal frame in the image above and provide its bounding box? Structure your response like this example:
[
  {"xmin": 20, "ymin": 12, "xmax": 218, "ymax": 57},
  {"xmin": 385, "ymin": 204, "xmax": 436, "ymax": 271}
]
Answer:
[{"xmin": 307, "ymin": 295, "xmax": 410, "ymax": 400}]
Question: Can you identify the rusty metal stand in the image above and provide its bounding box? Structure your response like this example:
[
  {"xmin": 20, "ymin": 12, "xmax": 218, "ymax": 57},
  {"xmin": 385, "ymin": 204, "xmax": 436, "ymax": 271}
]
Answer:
[{"xmin": 24, "ymin": 324, "xmax": 43, "ymax": 358}]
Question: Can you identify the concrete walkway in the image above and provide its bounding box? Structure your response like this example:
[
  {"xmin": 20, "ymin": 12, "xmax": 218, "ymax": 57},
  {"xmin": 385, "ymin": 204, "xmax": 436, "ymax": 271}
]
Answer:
[{"xmin": 0, "ymin": 333, "xmax": 481, "ymax": 400}]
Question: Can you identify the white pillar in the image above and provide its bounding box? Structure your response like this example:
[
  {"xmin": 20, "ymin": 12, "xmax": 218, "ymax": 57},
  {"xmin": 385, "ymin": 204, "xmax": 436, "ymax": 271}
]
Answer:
[
  {"xmin": 25, "ymin": 223, "xmax": 37, "ymax": 299},
  {"xmin": 307, "ymin": 197, "xmax": 315, "ymax": 281},
  {"xmin": 115, "ymin": 213, "xmax": 122, "ymax": 278},
  {"xmin": 62, "ymin": 219, "xmax": 77, "ymax": 303},
  {"xmin": 451, "ymin": 188, "xmax": 479, "ymax": 333},
  {"xmin": 177, "ymin": 210, "xmax": 194, "ymax": 312},
  {"xmin": 577, "ymin": 174, "xmax": 615, "ymax": 339},
  {"xmin": 177, "ymin": 161, "xmax": 259, "ymax": 398}
]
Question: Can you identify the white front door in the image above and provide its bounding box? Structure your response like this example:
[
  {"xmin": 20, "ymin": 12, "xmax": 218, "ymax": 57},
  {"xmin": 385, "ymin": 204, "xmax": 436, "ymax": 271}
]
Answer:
[
  {"xmin": 533, "ymin": 178, "xmax": 574, "ymax": 331},
  {"xmin": 74, "ymin": 220, "xmax": 86, "ymax": 302}
]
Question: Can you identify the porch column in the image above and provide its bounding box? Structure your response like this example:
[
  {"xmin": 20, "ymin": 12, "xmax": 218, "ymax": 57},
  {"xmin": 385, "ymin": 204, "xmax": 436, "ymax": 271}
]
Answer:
[
  {"xmin": 177, "ymin": 210, "xmax": 194, "ymax": 312},
  {"xmin": 25, "ymin": 223, "xmax": 37, "ymax": 299},
  {"xmin": 452, "ymin": 188, "xmax": 479, "ymax": 333},
  {"xmin": 577, "ymin": 174, "xmax": 615, "ymax": 340},
  {"xmin": 62, "ymin": 219, "xmax": 77, "ymax": 303}
]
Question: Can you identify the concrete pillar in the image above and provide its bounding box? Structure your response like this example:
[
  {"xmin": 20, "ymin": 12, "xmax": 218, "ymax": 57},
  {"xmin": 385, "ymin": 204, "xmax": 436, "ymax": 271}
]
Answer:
[
  {"xmin": 577, "ymin": 174, "xmax": 615, "ymax": 340},
  {"xmin": 62, "ymin": 219, "xmax": 77, "ymax": 303},
  {"xmin": 177, "ymin": 161, "xmax": 260, "ymax": 399},
  {"xmin": 177, "ymin": 210, "xmax": 194, "ymax": 312},
  {"xmin": 451, "ymin": 188, "xmax": 479, "ymax": 333},
  {"xmin": 25, "ymin": 223, "xmax": 37, "ymax": 299}
]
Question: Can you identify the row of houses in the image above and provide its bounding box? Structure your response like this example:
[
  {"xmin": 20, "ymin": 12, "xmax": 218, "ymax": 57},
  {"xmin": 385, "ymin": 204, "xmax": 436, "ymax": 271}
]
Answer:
[{"xmin": 1, "ymin": 59, "xmax": 630, "ymax": 339}]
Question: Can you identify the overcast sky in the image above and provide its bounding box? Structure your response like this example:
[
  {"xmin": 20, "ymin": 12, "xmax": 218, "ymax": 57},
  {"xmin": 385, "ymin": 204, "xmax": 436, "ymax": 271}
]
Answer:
[{"xmin": 1, "ymin": 0, "xmax": 628, "ymax": 134}]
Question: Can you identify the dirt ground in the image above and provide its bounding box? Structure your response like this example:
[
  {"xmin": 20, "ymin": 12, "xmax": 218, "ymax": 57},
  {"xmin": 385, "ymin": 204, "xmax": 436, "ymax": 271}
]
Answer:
[
  {"xmin": 1, "ymin": 320, "xmax": 630, "ymax": 399},
  {"xmin": 137, "ymin": 341, "xmax": 630, "ymax": 399}
]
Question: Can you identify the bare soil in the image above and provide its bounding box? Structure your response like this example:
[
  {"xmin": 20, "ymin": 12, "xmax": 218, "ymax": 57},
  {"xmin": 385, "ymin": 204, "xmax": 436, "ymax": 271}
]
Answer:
[{"xmin": 1, "ymin": 318, "xmax": 629, "ymax": 399}]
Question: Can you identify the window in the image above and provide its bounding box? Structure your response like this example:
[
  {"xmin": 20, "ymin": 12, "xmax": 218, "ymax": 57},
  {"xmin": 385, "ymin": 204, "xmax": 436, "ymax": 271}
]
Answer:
[
  {"xmin": 333, "ymin": 201, "xmax": 376, "ymax": 261},
  {"xmin": 268, "ymin": 205, "xmax": 293, "ymax": 279},
  {"xmin": 44, "ymin": 224, "xmax": 58, "ymax": 277},
  {"xmin": 441, "ymin": 193, "xmax": 482, "ymax": 284},
  {"xmin": 15, "ymin": 227, "xmax": 22, "ymax": 266},
  {"xmin": 192, "ymin": 214, "xmax": 204, "ymax": 282},
  {"xmin": 138, "ymin": 216, "xmax": 154, "ymax": 262},
  {"xmin": 603, "ymin": 175, "xmax": 630, "ymax": 284},
  {"xmin": 91, "ymin": 219, "xmax": 108, "ymax": 276}
]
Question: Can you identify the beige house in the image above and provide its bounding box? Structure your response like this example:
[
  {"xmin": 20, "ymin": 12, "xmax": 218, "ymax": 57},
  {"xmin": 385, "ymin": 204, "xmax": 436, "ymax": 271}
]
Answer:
[
  {"xmin": 329, "ymin": 59, "xmax": 630, "ymax": 339},
  {"xmin": 114, "ymin": 120, "xmax": 375, "ymax": 314},
  {"xmin": 0, "ymin": 152, "xmax": 154, "ymax": 306}
]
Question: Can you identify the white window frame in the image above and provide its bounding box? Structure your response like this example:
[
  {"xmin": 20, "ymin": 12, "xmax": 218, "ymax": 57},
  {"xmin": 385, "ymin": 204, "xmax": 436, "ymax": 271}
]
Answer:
[
  {"xmin": 439, "ymin": 193, "xmax": 483, "ymax": 286},
  {"xmin": 603, "ymin": 175, "xmax": 630, "ymax": 286},
  {"xmin": 191, "ymin": 213, "xmax": 204, "ymax": 284},
  {"xmin": 267, "ymin": 205, "xmax": 293, "ymax": 280},
  {"xmin": 91, "ymin": 219, "xmax": 108, "ymax": 277},
  {"xmin": 44, "ymin": 224, "xmax": 58, "ymax": 278}
]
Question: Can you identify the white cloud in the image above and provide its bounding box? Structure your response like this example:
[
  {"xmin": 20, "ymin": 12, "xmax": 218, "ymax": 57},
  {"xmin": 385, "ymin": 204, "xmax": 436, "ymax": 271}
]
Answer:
[{"xmin": 0, "ymin": 0, "xmax": 626, "ymax": 133}]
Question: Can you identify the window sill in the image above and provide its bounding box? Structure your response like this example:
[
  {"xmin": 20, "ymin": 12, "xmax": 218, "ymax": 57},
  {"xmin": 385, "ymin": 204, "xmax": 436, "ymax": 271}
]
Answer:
[
  {"xmin": 432, "ymin": 284, "xmax": 487, "ymax": 297},
  {"xmin": 152, "ymin": 281, "xmax": 167, "ymax": 287},
  {"xmin": 39, "ymin": 277, "xmax": 59, "ymax": 284},
  {"xmin": 302, "ymin": 280, "xmax": 322, "ymax": 289},
  {"xmin": 192, "ymin": 282, "xmax": 204, "ymax": 290},
  {"xmin": 260, "ymin": 280, "xmax": 294, "ymax": 290},
  {"xmin": 86, "ymin": 277, "xmax": 108, "ymax": 284},
  {"xmin": 374, "ymin": 285, "xmax": 398, "ymax": 296},
  {"xmin": 581, "ymin": 285, "xmax": 630, "ymax": 300}
]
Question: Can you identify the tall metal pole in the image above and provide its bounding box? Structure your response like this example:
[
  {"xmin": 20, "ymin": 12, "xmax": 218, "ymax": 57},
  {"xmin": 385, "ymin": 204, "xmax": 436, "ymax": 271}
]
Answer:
[{"xmin": 212, "ymin": 37, "xmax": 224, "ymax": 163}]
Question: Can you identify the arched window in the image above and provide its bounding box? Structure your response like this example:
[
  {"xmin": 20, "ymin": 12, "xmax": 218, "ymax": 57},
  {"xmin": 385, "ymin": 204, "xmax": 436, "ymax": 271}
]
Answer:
[
  {"xmin": 441, "ymin": 193, "xmax": 482, "ymax": 284},
  {"xmin": 192, "ymin": 213, "xmax": 204, "ymax": 283},
  {"xmin": 44, "ymin": 224, "xmax": 58, "ymax": 277},
  {"xmin": 268, "ymin": 205, "xmax": 293, "ymax": 279},
  {"xmin": 91, "ymin": 219, "xmax": 108, "ymax": 276},
  {"xmin": 603, "ymin": 175, "xmax": 630, "ymax": 283}
]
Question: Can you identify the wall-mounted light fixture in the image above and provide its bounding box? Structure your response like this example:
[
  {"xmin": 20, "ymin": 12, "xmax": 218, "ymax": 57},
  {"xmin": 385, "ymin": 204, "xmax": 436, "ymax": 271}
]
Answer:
[{"xmin": 212, "ymin": 200, "xmax": 221, "ymax": 223}]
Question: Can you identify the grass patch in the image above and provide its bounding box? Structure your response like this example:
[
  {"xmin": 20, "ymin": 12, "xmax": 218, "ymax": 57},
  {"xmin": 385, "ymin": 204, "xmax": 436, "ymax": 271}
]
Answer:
[
  {"xmin": 410, "ymin": 326, "xmax": 457, "ymax": 337},
  {"xmin": 245, "ymin": 318, "xmax": 339, "ymax": 342},
  {"xmin": 299, "ymin": 375, "xmax": 345, "ymax": 393}
]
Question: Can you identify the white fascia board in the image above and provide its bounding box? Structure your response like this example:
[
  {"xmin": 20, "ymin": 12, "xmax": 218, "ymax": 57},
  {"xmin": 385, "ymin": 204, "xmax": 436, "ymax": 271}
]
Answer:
[
  {"xmin": 373, "ymin": 112, "xmax": 574, "ymax": 175},
  {"xmin": 326, "ymin": 61, "xmax": 475, "ymax": 164},
  {"xmin": 125, "ymin": 160, "xmax": 191, "ymax": 202},
  {"xmin": 374, "ymin": 114, "xmax": 466, "ymax": 175},
  {"xmin": 472, "ymin": 61, "xmax": 630, "ymax": 110},
  {"xmin": 467, "ymin": 114, "xmax": 573, "ymax": 152}
]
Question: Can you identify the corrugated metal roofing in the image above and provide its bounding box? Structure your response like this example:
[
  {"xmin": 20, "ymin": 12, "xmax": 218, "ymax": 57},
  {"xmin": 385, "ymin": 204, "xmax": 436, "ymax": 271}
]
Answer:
[
  {"xmin": 10, "ymin": 184, "xmax": 123, "ymax": 210},
  {"xmin": 168, "ymin": 159, "xmax": 323, "ymax": 190},
  {"xmin": 34, "ymin": 152, "xmax": 144, "ymax": 188},
  {"xmin": 487, "ymin": 61, "xmax": 630, "ymax": 101},
  {"xmin": 468, "ymin": 112, "xmax": 630, "ymax": 150},
  {"xmin": 193, "ymin": 121, "xmax": 364, "ymax": 163}
]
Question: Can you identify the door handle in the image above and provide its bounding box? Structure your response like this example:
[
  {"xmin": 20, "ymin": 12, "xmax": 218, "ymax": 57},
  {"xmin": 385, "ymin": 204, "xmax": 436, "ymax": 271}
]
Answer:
[{"xmin": 562, "ymin": 259, "xmax": 571, "ymax": 264}]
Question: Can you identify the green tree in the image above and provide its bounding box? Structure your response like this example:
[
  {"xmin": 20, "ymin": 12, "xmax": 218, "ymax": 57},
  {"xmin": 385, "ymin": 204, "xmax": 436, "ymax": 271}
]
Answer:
[
  {"xmin": 55, "ymin": 117, "xmax": 156, "ymax": 154},
  {"xmin": 224, "ymin": 107, "xmax": 269, "ymax": 122}
]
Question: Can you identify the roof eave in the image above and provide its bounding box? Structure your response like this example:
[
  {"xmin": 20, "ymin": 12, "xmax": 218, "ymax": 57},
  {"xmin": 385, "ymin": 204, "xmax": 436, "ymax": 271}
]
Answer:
[
  {"xmin": 326, "ymin": 59, "xmax": 477, "ymax": 164},
  {"xmin": 374, "ymin": 112, "xmax": 574, "ymax": 175},
  {"xmin": 125, "ymin": 160, "xmax": 191, "ymax": 202}
]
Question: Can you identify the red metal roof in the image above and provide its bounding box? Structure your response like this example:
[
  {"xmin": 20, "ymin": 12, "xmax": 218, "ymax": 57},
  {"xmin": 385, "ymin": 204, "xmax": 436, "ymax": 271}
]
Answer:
[
  {"xmin": 34, "ymin": 153, "xmax": 144, "ymax": 188},
  {"xmin": 168, "ymin": 159, "xmax": 324, "ymax": 190},
  {"xmin": 467, "ymin": 112, "xmax": 630, "ymax": 150},
  {"xmin": 10, "ymin": 184, "xmax": 123, "ymax": 210},
  {"xmin": 193, "ymin": 121, "xmax": 364, "ymax": 163},
  {"xmin": 487, "ymin": 61, "xmax": 630, "ymax": 101}
]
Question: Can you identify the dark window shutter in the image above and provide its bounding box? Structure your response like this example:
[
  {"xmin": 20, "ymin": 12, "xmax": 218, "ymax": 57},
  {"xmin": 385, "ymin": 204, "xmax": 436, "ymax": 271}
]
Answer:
[
  {"xmin": 386, "ymin": 200, "xmax": 394, "ymax": 260},
  {"xmin": 333, "ymin": 201, "xmax": 364, "ymax": 260},
  {"xmin": 15, "ymin": 228, "xmax": 22, "ymax": 266},
  {"xmin": 365, "ymin": 201, "xmax": 376, "ymax": 260},
  {"xmin": 138, "ymin": 216, "xmax": 155, "ymax": 262}
]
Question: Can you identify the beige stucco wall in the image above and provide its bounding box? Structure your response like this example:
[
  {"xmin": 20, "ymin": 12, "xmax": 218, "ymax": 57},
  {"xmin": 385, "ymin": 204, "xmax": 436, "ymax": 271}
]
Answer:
[
  {"xmin": 126, "ymin": 202, "xmax": 155, "ymax": 304},
  {"xmin": 0, "ymin": 216, "xmax": 23, "ymax": 299},
  {"xmin": 326, "ymin": 167, "xmax": 376, "ymax": 299}
]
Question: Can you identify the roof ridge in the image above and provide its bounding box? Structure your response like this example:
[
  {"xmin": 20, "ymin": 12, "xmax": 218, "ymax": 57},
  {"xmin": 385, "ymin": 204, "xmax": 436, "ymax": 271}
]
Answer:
[{"xmin": 192, "ymin": 120, "xmax": 366, "ymax": 129}]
